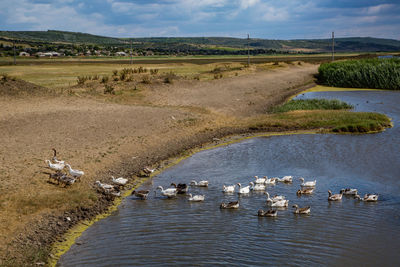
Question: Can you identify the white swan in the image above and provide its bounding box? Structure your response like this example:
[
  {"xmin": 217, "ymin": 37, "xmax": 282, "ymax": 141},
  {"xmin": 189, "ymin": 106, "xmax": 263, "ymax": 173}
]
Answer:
[
  {"xmin": 292, "ymin": 204, "xmax": 311, "ymax": 214},
  {"xmin": 254, "ymin": 176, "xmax": 267, "ymax": 184},
  {"xmin": 249, "ymin": 182, "xmax": 265, "ymax": 191},
  {"xmin": 237, "ymin": 183, "xmax": 250, "ymax": 194},
  {"xmin": 156, "ymin": 186, "xmax": 177, "ymax": 198},
  {"xmin": 190, "ymin": 180, "xmax": 209, "ymax": 187},
  {"xmin": 222, "ymin": 184, "xmax": 236, "ymax": 193},
  {"xmin": 328, "ymin": 190, "xmax": 343, "ymax": 201},
  {"xmin": 278, "ymin": 176, "xmax": 293, "ymax": 183},
  {"xmin": 265, "ymin": 192, "xmax": 285, "ymax": 203},
  {"xmin": 45, "ymin": 160, "xmax": 65, "ymax": 171},
  {"xmin": 299, "ymin": 177, "xmax": 316, "ymax": 188},
  {"xmin": 65, "ymin": 164, "xmax": 84, "ymax": 180},
  {"xmin": 187, "ymin": 193, "xmax": 205, "ymax": 202},
  {"xmin": 355, "ymin": 193, "xmax": 378, "ymax": 202},
  {"xmin": 112, "ymin": 176, "xmax": 128, "ymax": 186}
]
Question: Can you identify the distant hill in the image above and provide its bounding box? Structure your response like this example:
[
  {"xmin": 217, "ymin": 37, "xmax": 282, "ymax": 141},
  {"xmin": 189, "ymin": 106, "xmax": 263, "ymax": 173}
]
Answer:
[{"xmin": 1, "ymin": 30, "xmax": 400, "ymax": 53}]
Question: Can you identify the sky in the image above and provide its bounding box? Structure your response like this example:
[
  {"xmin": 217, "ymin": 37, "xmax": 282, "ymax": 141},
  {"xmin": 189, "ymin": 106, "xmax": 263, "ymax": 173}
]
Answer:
[{"xmin": 0, "ymin": 0, "xmax": 399, "ymax": 40}]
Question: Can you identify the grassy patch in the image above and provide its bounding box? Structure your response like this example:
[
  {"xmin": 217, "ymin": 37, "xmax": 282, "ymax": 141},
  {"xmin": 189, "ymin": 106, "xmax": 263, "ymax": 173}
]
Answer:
[
  {"xmin": 248, "ymin": 110, "xmax": 391, "ymax": 133},
  {"xmin": 317, "ymin": 58, "xmax": 400, "ymax": 90},
  {"xmin": 272, "ymin": 99, "xmax": 353, "ymax": 113}
]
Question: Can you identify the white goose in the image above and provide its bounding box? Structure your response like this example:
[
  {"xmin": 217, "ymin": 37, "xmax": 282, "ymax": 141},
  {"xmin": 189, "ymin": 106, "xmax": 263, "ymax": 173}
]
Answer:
[
  {"xmin": 222, "ymin": 184, "xmax": 236, "ymax": 193},
  {"xmin": 264, "ymin": 178, "xmax": 276, "ymax": 185},
  {"xmin": 156, "ymin": 186, "xmax": 177, "ymax": 198},
  {"xmin": 45, "ymin": 160, "xmax": 65, "ymax": 172},
  {"xmin": 249, "ymin": 182, "xmax": 266, "ymax": 191},
  {"xmin": 270, "ymin": 199, "xmax": 289, "ymax": 208},
  {"xmin": 355, "ymin": 193, "xmax": 378, "ymax": 202},
  {"xmin": 190, "ymin": 180, "xmax": 209, "ymax": 187},
  {"xmin": 254, "ymin": 176, "xmax": 267, "ymax": 184},
  {"xmin": 95, "ymin": 181, "xmax": 114, "ymax": 192},
  {"xmin": 65, "ymin": 164, "xmax": 84, "ymax": 180},
  {"xmin": 187, "ymin": 193, "xmax": 205, "ymax": 202},
  {"xmin": 278, "ymin": 176, "xmax": 293, "ymax": 183},
  {"xmin": 112, "ymin": 176, "xmax": 128, "ymax": 186},
  {"xmin": 299, "ymin": 177, "xmax": 316, "ymax": 188},
  {"xmin": 51, "ymin": 148, "xmax": 65, "ymax": 165},
  {"xmin": 265, "ymin": 192, "xmax": 285, "ymax": 203},
  {"xmin": 237, "ymin": 183, "xmax": 251, "ymax": 194}
]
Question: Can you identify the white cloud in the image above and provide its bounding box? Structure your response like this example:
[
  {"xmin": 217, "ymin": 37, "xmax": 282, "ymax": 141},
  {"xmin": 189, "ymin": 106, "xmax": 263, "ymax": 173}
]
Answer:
[
  {"xmin": 365, "ymin": 4, "xmax": 394, "ymax": 15},
  {"xmin": 239, "ymin": 0, "xmax": 260, "ymax": 9}
]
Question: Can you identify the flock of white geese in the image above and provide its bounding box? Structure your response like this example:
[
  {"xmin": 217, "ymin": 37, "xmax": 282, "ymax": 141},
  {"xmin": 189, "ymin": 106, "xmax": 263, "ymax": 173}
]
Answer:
[{"xmin": 134, "ymin": 175, "xmax": 379, "ymax": 218}]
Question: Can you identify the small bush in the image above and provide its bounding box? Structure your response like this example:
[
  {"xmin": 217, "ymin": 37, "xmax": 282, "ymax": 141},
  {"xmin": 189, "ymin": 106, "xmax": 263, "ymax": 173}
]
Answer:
[
  {"xmin": 1, "ymin": 73, "xmax": 10, "ymax": 82},
  {"xmin": 104, "ymin": 84, "xmax": 115, "ymax": 94},
  {"xmin": 112, "ymin": 70, "xmax": 118, "ymax": 76},
  {"xmin": 141, "ymin": 75, "xmax": 151, "ymax": 84},
  {"xmin": 101, "ymin": 76, "xmax": 109, "ymax": 83},
  {"xmin": 92, "ymin": 74, "xmax": 99, "ymax": 80},
  {"xmin": 150, "ymin": 69, "xmax": 159, "ymax": 75},
  {"xmin": 273, "ymin": 62, "xmax": 279, "ymax": 65},
  {"xmin": 214, "ymin": 73, "xmax": 223, "ymax": 79},
  {"xmin": 77, "ymin": 76, "xmax": 88, "ymax": 85},
  {"xmin": 163, "ymin": 71, "xmax": 177, "ymax": 84}
]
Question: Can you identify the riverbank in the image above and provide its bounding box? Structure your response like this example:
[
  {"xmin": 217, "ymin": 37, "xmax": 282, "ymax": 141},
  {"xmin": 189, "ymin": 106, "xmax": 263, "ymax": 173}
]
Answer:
[{"xmin": 0, "ymin": 63, "xmax": 391, "ymax": 266}]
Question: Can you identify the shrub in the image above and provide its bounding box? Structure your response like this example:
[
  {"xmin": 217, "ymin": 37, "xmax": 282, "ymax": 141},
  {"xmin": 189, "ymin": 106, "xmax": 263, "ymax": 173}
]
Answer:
[
  {"xmin": 112, "ymin": 70, "xmax": 118, "ymax": 76},
  {"xmin": 141, "ymin": 75, "xmax": 151, "ymax": 84},
  {"xmin": 77, "ymin": 76, "xmax": 88, "ymax": 85},
  {"xmin": 214, "ymin": 73, "xmax": 223, "ymax": 79},
  {"xmin": 1, "ymin": 73, "xmax": 10, "ymax": 82},
  {"xmin": 92, "ymin": 74, "xmax": 99, "ymax": 80},
  {"xmin": 150, "ymin": 69, "xmax": 159, "ymax": 75},
  {"xmin": 317, "ymin": 58, "xmax": 400, "ymax": 90},
  {"xmin": 163, "ymin": 71, "xmax": 177, "ymax": 84},
  {"xmin": 104, "ymin": 84, "xmax": 115, "ymax": 94},
  {"xmin": 101, "ymin": 76, "xmax": 109, "ymax": 83}
]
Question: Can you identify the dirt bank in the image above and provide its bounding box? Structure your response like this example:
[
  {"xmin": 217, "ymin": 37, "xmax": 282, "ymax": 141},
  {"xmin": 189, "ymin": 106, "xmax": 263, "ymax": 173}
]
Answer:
[{"xmin": 0, "ymin": 63, "xmax": 318, "ymax": 265}]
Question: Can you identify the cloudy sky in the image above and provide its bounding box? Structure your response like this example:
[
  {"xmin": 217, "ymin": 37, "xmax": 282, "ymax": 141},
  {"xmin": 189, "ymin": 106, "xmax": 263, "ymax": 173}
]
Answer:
[{"xmin": 0, "ymin": 0, "xmax": 399, "ymax": 40}]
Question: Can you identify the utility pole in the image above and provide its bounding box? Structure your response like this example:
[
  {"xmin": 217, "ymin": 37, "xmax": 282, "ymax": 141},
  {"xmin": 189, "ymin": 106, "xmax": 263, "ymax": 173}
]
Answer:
[
  {"xmin": 130, "ymin": 40, "xmax": 133, "ymax": 65},
  {"xmin": 13, "ymin": 41, "xmax": 16, "ymax": 65},
  {"xmin": 332, "ymin": 31, "xmax": 335, "ymax": 61},
  {"xmin": 247, "ymin": 33, "xmax": 250, "ymax": 66}
]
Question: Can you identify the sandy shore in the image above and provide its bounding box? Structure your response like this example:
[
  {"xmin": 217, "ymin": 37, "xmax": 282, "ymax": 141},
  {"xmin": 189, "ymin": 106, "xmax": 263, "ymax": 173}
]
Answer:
[{"xmin": 0, "ymin": 63, "xmax": 318, "ymax": 265}]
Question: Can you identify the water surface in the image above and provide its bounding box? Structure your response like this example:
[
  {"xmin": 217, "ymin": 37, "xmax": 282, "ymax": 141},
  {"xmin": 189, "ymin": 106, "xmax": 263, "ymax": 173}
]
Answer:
[{"xmin": 59, "ymin": 90, "xmax": 400, "ymax": 266}]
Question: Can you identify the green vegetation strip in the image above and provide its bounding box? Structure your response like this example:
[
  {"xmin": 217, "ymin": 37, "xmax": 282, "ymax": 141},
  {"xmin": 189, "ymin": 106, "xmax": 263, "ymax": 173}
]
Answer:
[
  {"xmin": 317, "ymin": 58, "xmax": 400, "ymax": 90},
  {"xmin": 272, "ymin": 99, "xmax": 353, "ymax": 113}
]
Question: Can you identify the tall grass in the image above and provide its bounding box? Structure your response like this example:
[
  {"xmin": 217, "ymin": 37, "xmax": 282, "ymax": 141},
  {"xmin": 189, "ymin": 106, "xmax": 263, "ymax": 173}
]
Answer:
[
  {"xmin": 272, "ymin": 99, "xmax": 353, "ymax": 113},
  {"xmin": 317, "ymin": 58, "xmax": 400, "ymax": 90}
]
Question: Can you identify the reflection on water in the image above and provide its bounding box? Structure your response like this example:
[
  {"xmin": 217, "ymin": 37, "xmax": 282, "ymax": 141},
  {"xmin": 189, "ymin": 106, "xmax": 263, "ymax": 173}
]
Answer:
[{"xmin": 59, "ymin": 91, "xmax": 400, "ymax": 267}]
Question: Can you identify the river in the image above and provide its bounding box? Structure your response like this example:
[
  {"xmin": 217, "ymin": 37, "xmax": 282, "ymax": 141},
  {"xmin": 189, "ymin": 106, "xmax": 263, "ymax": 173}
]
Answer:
[{"xmin": 59, "ymin": 90, "xmax": 400, "ymax": 266}]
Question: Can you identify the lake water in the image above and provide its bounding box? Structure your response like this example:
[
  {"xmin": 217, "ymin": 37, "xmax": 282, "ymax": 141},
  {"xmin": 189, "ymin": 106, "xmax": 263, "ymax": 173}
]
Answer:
[{"xmin": 59, "ymin": 90, "xmax": 400, "ymax": 267}]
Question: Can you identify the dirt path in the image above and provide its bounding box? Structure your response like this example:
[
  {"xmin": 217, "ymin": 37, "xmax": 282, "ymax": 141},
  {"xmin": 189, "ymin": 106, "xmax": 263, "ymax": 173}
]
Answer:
[{"xmin": 0, "ymin": 63, "xmax": 318, "ymax": 265}]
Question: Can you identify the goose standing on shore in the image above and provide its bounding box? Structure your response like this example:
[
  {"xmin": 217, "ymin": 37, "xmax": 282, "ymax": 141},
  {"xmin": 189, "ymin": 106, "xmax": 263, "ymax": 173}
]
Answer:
[
  {"xmin": 65, "ymin": 164, "xmax": 84, "ymax": 181},
  {"xmin": 112, "ymin": 176, "xmax": 128, "ymax": 187},
  {"xmin": 45, "ymin": 160, "xmax": 65, "ymax": 172},
  {"xmin": 51, "ymin": 148, "xmax": 65, "ymax": 165},
  {"xmin": 95, "ymin": 181, "xmax": 114, "ymax": 192},
  {"xmin": 328, "ymin": 190, "xmax": 343, "ymax": 201}
]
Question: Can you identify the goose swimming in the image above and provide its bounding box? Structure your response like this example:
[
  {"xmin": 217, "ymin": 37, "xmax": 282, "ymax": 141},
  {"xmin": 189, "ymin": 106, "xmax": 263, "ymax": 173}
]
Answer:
[
  {"xmin": 328, "ymin": 190, "xmax": 343, "ymax": 201},
  {"xmin": 131, "ymin": 190, "xmax": 150, "ymax": 200},
  {"xmin": 354, "ymin": 193, "xmax": 378, "ymax": 202},
  {"xmin": 220, "ymin": 201, "xmax": 239, "ymax": 209},
  {"xmin": 299, "ymin": 177, "xmax": 316, "ymax": 188},
  {"xmin": 156, "ymin": 186, "xmax": 177, "ymax": 198},
  {"xmin": 237, "ymin": 183, "xmax": 251, "ymax": 194},
  {"xmin": 292, "ymin": 204, "xmax": 311, "ymax": 214},
  {"xmin": 340, "ymin": 188, "xmax": 358, "ymax": 195},
  {"xmin": 190, "ymin": 180, "xmax": 209, "ymax": 187},
  {"xmin": 249, "ymin": 182, "xmax": 266, "ymax": 191},
  {"xmin": 258, "ymin": 209, "xmax": 278, "ymax": 217},
  {"xmin": 222, "ymin": 184, "xmax": 236, "ymax": 193},
  {"xmin": 187, "ymin": 193, "xmax": 205, "ymax": 202}
]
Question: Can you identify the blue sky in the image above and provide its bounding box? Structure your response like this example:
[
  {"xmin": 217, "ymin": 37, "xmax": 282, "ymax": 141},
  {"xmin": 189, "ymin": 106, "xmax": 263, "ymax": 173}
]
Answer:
[{"xmin": 0, "ymin": 0, "xmax": 399, "ymax": 40}]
